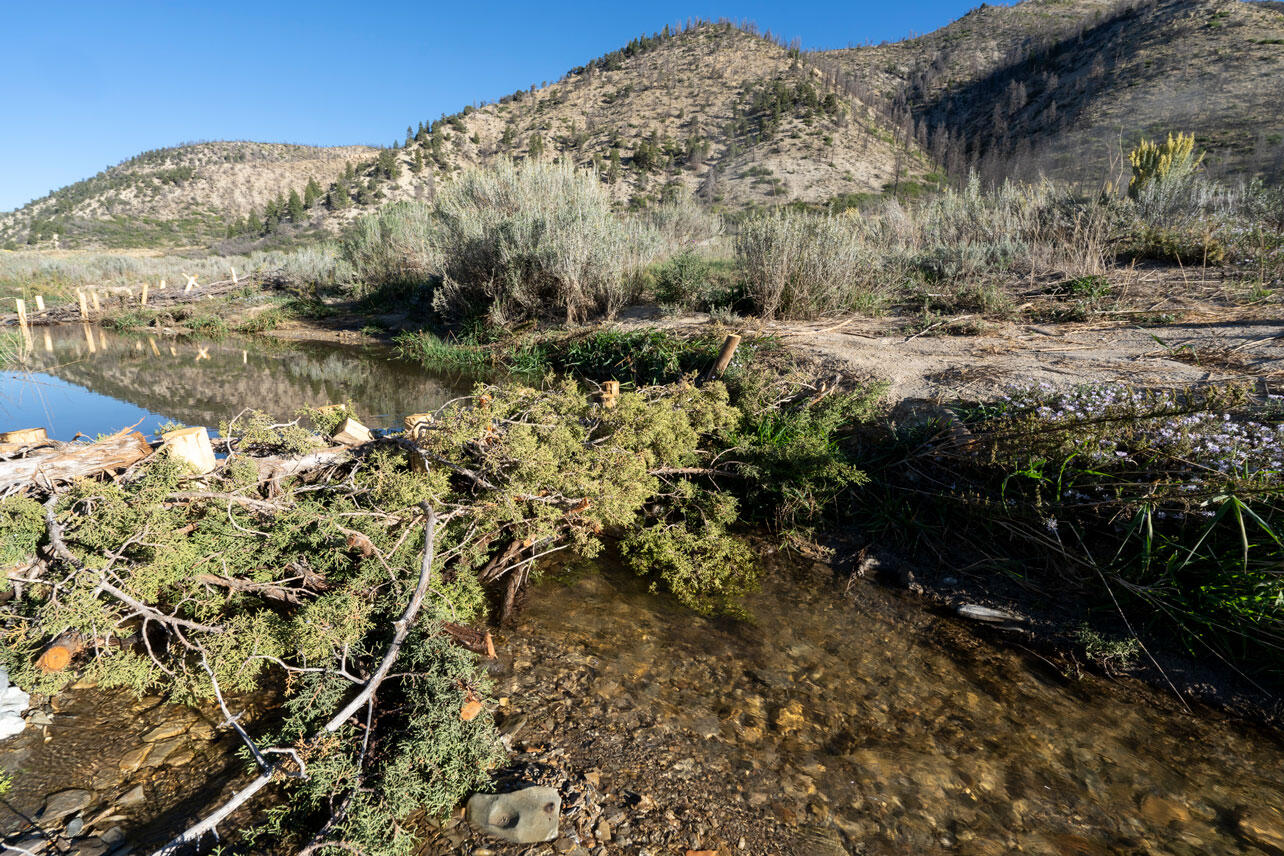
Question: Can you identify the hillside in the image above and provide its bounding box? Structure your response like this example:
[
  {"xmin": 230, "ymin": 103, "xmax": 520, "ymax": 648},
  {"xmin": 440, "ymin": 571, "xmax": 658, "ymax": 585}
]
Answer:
[
  {"xmin": 7, "ymin": 4, "xmax": 1283, "ymax": 250},
  {"xmin": 817, "ymin": 0, "xmax": 1284, "ymax": 185},
  {"xmin": 332, "ymin": 23, "xmax": 933, "ymax": 220},
  {"xmin": 0, "ymin": 141, "xmax": 376, "ymax": 249}
]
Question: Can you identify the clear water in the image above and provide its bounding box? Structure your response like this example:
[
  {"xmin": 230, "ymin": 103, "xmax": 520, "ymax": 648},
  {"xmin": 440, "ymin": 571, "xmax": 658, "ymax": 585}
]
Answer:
[
  {"xmin": 501, "ymin": 562, "xmax": 1284, "ymax": 855},
  {"xmin": 0, "ymin": 325, "xmax": 469, "ymax": 441},
  {"xmin": 3, "ymin": 327, "xmax": 1283, "ymax": 855}
]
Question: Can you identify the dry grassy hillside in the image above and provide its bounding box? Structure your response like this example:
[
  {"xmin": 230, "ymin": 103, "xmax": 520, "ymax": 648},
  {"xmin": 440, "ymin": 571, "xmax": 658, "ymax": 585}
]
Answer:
[
  {"xmin": 818, "ymin": 0, "xmax": 1284, "ymax": 185},
  {"xmin": 341, "ymin": 23, "xmax": 933, "ymax": 219},
  {"xmin": 1, "ymin": 142, "xmax": 375, "ymax": 249}
]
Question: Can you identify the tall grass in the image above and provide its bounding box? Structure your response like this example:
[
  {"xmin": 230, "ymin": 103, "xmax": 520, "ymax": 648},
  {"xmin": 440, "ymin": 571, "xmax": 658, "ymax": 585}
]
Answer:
[{"xmin": 868, "ymin": 382, "xmax": 1284, "ymax": 677}]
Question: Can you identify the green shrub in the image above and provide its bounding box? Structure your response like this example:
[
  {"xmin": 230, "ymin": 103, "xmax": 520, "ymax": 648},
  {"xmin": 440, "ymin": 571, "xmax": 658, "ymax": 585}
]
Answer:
[
  {"xmin": 1132, "ymin": 226, "xmax": 1226, "ymax": 265},
  {"xmin": 653, "ymin": 251, "xmax": 712, "ymax": 308},
  {"xmin": 340, "ymin": 201, "xmax": 439, "ymax": 298},
  {"xmin": 622, "ymin": 489, "xmax": 757, "ymax": 615}
]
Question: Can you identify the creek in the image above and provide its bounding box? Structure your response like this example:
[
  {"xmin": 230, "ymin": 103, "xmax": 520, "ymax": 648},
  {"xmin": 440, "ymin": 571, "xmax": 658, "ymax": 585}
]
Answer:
[{"xmin": 1, "ymin": 327, "xmax": 1282, "ymax": 855}]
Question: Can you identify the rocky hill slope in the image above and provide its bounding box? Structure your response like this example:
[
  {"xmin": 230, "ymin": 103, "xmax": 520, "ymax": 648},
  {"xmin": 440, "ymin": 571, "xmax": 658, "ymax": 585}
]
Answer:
[
  {"xmin": 0, "ymin": 142, "xmax": 375, "ymax": 249},
  {"xmin": 816, "ymin": 0, "xmax": 1284, "ymax": 185}
]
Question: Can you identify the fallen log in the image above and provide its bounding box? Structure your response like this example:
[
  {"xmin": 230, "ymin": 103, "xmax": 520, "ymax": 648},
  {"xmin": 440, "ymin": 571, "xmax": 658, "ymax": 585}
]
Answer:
[{"xmin": 0, "ymin": 430, "xmax": 153, "ymax": 494}]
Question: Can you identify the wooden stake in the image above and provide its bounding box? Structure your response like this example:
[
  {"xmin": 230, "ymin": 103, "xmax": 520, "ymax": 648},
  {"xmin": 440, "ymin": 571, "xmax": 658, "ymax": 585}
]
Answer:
[
  {"xmin": 601, "ymin": 380, "xmax": 620, "ymax": 409},
  {"xmin": 140, "ymin": 283, "xmax": 149, "ymax": 306},
  {"xmin": 34, "ymin": 295, "xmax": 45, "ymax": 312},
  {"xmin": 91, "ymin": 291, "xmax": 101, "ymax": 311},
  {"xmin": 77, "ymin": 289, "xmax": 88, "ymax": 320},
  {"xmin": 184, "ymin": 274, "xmax": 198, "ymax": 293},
  {"xmin": 709, "ymin": 333, "xmax": 741, "ymax": 379},
  {"xmin": 15, "ymin": 298, "xmax": 27, "ymax": 330},
  {"xmin": 159, "ymin": 278, "xmax": 167, "ymax": 290},
  {"xmin": 149, "ymin": 337, "xmax": 161, "ymax": 356},
  {"xmin": 230, "ymin": 266, "xmax": 238, "ymax": 284}
]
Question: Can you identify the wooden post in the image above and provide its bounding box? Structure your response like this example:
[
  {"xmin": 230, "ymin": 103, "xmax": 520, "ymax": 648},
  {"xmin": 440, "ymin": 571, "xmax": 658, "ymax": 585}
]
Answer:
[
  {"xmin": 35, "ymin": 632, "xmax": 83, "ymax": 673},
  {"xmin": 140, "ymin": 283, "xmax": 149, "ymax": 306},
  {"xmin": 332, "ymin": 417, "xmax": 374, "ymax": 446},
  {"xmin": 0, "ymin": 428, "xmax": 47, "ymax": 445},
  {"xmin": 709, "ymin": 333, "xmax": 741, "ymax": 379},
  {"xmin": 184, "ymin": 274, "xmax": 198, "ymax": 293},
  {"xmin": 34, "ymin": 295, "xmax": 45, "ymax": 312},
  {"xmin": 149, "ymin": 337, "xmax": 161, "ymax": 357},
  {"xmin": 15, "ymin": 298, "xmax": 27, "ymax": 330},
  {"xmin": 91, "ymin": 290, "xmax": 101, "ymax": 312},
  {"xmin": 77, "ymin": 289, "xmax": 89, "ymax": 320},
  {"xmin": 159, "ymin": 278, "xmax": 167, "ymax": 290},
  {"xmin": 230, "ymin": 266, "xmax": 238, "ymax": 284},
  {"xmin": 601, "ymin": 380, "xmax": 620, "ymax": 409},
  {"xmin": 161, "ymin": 426, "xmax": 217, "ymax": 475}
]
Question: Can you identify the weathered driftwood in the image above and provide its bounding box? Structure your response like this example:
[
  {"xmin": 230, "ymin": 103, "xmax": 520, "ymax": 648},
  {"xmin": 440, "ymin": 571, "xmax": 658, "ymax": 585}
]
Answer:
[
  {"xmin": 251, "ymin": 447, "xmax": 352, "ymax": 494},
  {"xmin": 0, "ymin": 431, "xmax": 153, "ymax": 493}
]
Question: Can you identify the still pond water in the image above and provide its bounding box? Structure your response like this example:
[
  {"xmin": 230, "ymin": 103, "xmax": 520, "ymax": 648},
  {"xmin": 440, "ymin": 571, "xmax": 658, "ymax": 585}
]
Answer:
[{"xmin": 2, "ymin": 327, "xmax": 1283, "ymax": 855}]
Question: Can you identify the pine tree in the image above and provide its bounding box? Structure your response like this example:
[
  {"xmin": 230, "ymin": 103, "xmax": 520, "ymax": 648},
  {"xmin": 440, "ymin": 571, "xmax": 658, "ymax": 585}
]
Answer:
[
  {"xmin": 264, "ymin": 198, "xmax": 282, "ymax": 232},
  {"xmin": 328, "ymin": 183, "xmax": 350, "ymax": 210},
  {"xmin": 406, "ymin": 125, "xmax": 414, "ymax": 147},
  {"xmin": 288, "ymin": 189, "xmax": 305, "ymax": 223},
  {"xmin": 607, "ymin": 147, "xmax": 622, "ymax": 183},
  {"xmin": 411, "ymin": 150, "xmax": 425, "ymax": 174},
  {"xmin": 528, "ymin": 132, "xmax": 545, "ymax": 159},
  {"xmin": 304, "ymin": 178, "xmax": 322, "ymax": 208},
  {"xmin": 246, "ymin": 208, "xmax": 263, "ymax": 234},
  {"xmin": 500, "ymin": 125, "xmax": 516, "ymax": 148},
  {"xmin": 377, "ymin": 149, "xmax": 401, "ymax": 179}
]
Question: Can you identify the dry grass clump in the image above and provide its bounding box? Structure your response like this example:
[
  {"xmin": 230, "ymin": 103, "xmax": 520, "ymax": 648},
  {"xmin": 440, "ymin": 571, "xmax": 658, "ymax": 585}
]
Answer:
[
  {"xmin": 735, "ymin": 177, "xmax": 1114, "ymax": 319},
  {"xmin": 735, "ymin": 211, "xmax": 886, "ymax": 319}
]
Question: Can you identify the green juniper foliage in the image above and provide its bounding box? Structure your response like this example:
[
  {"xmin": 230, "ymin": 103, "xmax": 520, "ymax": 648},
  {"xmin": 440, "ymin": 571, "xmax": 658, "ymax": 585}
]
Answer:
[{"xmin": 3, "ymin": 374, "xmax": 875, "ymax": 854}]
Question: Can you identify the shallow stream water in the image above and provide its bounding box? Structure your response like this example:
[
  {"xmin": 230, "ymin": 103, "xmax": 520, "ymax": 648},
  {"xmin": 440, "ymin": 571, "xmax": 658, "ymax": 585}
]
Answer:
[{"xmin": 2, "ymin": 328, "xmax": 1283, "ymax": 855}]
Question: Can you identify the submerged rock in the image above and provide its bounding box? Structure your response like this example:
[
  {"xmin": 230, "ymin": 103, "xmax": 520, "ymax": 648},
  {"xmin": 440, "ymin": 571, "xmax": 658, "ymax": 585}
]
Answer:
[
  {"xmin": 36, "ymin": 789, "xmax": 92, "ymax": 822},
  {"xmin": 467, "ymin": 786, "xmax": 561, "ymax": 843},
  {"xmin": 1239, "ymin": 807, "xmax": 1284, "ymax": 855},
  {"xmin": 955, "ymin": 604, "xmax": 1022, "ymax": 624}
]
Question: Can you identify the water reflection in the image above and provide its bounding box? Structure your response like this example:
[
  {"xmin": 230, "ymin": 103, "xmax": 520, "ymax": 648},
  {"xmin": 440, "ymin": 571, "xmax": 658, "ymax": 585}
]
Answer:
[{"xmin": 0, "ymin": 326, "xmax": 469, "ymax": 440}]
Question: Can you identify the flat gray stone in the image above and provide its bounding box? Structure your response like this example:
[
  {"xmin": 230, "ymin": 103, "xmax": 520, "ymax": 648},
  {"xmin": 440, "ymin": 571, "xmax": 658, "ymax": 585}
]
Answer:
[
  {"xmin": 466, "ymin": 786, "xmax": 560, "ymax": 844},
  {"xmin": 38, "ymin": 789, "xmax": 92, "ymax": 822},
  {"xmin": 955, "ymin": 603, "xmax": 1021, "ymax": 624}
]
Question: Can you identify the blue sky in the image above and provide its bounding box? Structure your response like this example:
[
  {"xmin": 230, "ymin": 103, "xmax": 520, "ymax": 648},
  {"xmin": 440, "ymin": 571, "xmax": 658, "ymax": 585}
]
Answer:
[{"xmin": 0, "ymin": 0, "xmax": 982, "ymax": 212}]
